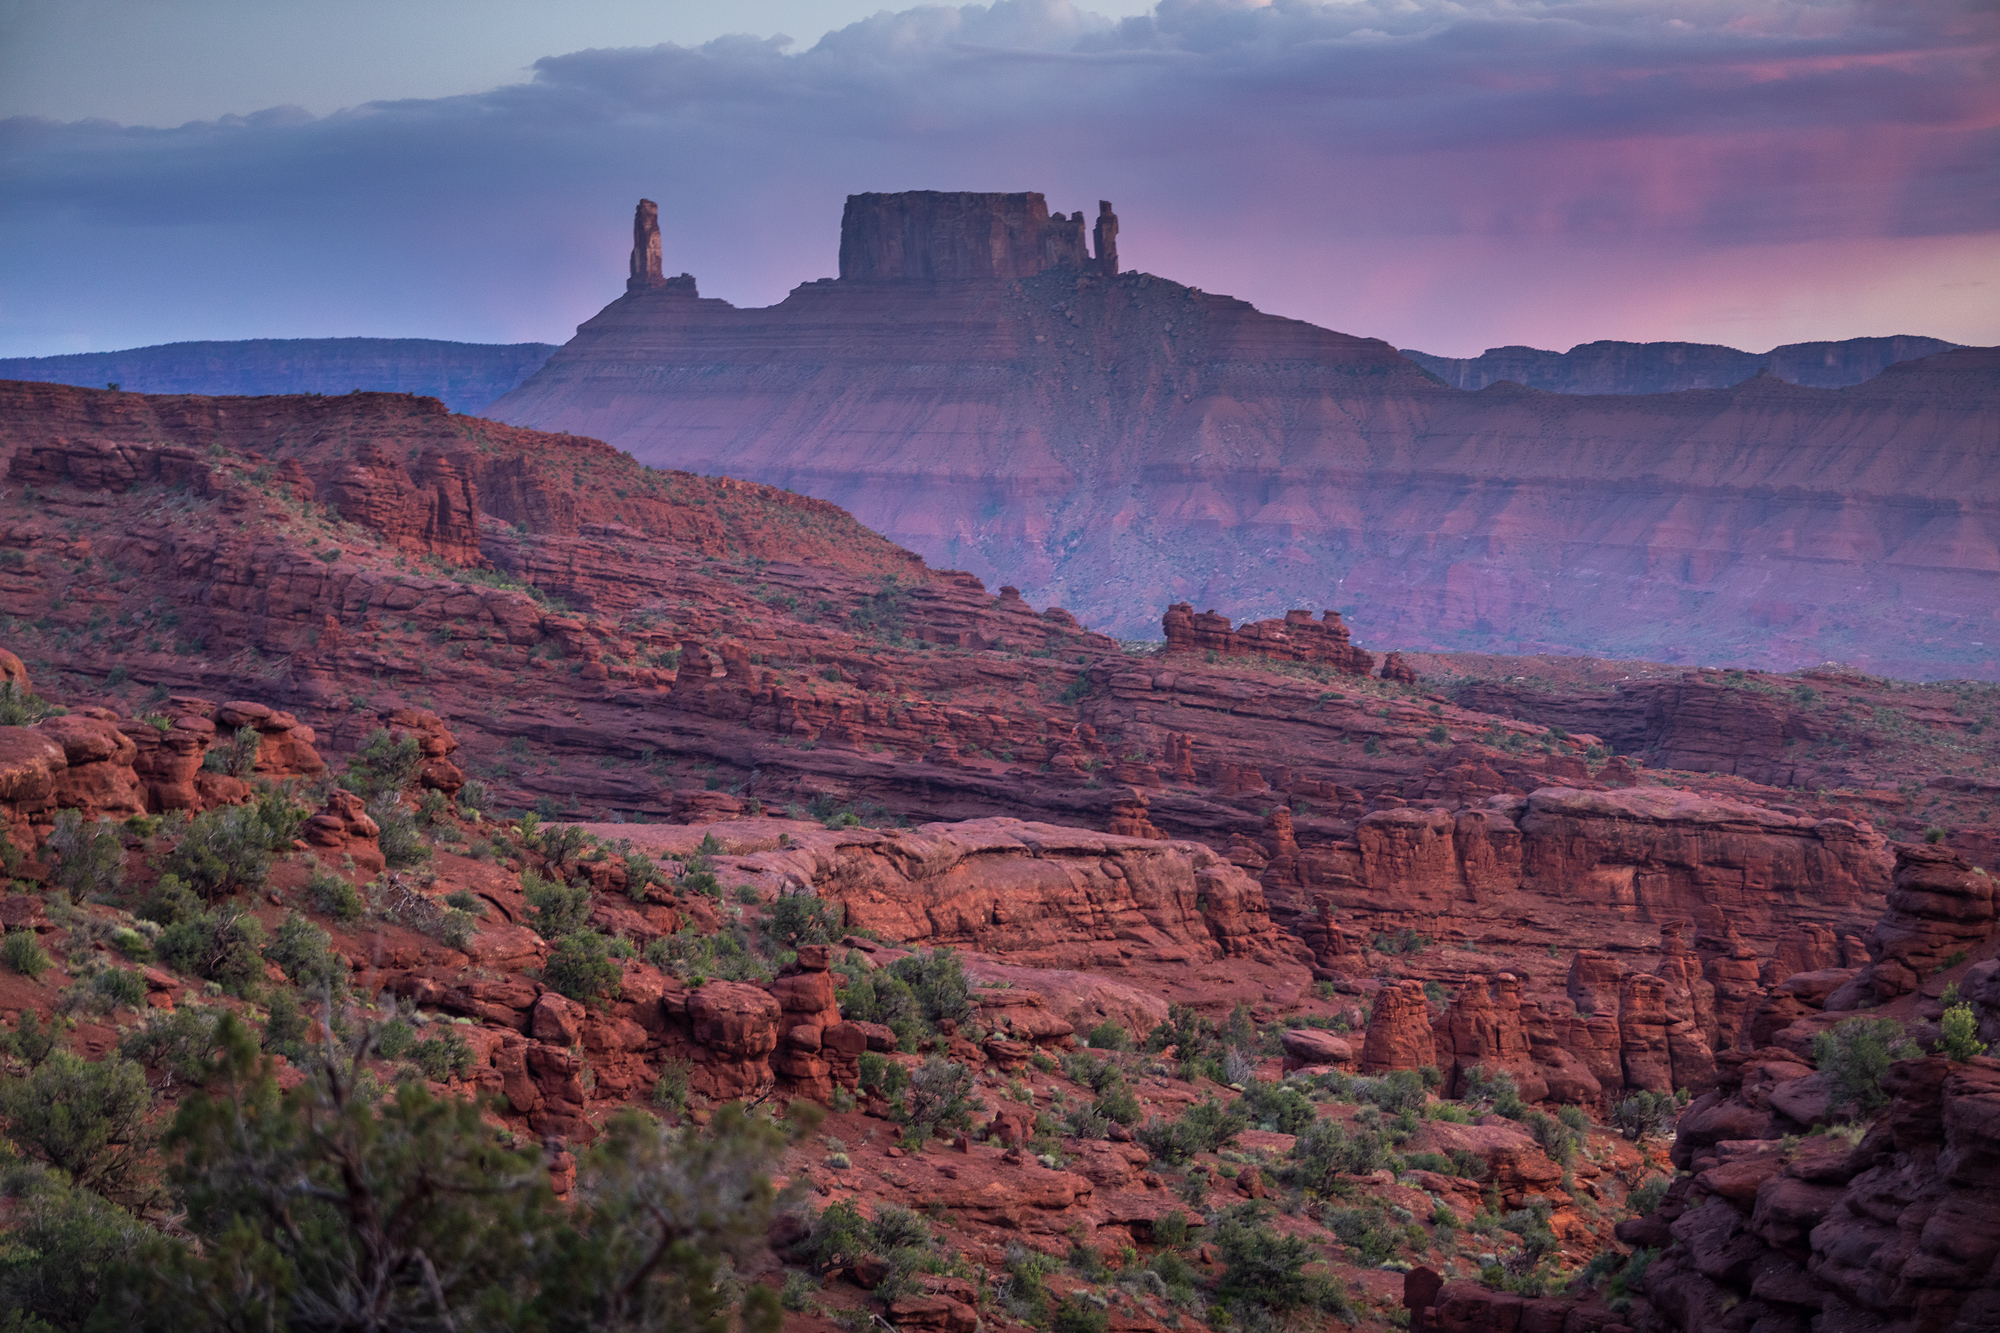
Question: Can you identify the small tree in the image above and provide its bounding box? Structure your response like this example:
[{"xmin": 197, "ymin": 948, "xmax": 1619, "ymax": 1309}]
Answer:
[
  {"xmin": 901, "ymin": 1057, "xmax": 976, "ymax": 1140},
  {"xmin": 524, "ymin": 871, "xmax": 593, "ymax": 939},
  {"xmin": 0, "ymin": 1049, "xmax": 153, "ymax": 1201},
  {"xmin": 1815, "ymin": 1016, "xmax": 1918, "ymax": 1119},
  {"xmin": 1937, "ymin": 1003, "xmax": 1989, "ymax": 1062},
  {"xmin": 543, "ymin": 931, "xmax": 621, "ymax": 1005},
  {"xmin": 165, "ymin": 806, "xmax": 274, "ymax": 899},
  {"xmin": 202, "ymin": 726, "xmax": 261, "ymax": 777},
  {"xmin": 46, "ymin": 808, "xmax": 127, "ymax": 900},
  {"xmin": 342, "ymin": 728, "xmax": 423, "ymax": 800}
]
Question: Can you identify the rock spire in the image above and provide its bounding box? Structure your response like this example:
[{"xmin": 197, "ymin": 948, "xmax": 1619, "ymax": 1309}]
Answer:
[
  {"xmin": 1093, "ymin": 200, "xmax": 1119, "ymax": 275},
  {"xmin": 628, "ymin": 198, "xmax": 665, "ymax": 292}
]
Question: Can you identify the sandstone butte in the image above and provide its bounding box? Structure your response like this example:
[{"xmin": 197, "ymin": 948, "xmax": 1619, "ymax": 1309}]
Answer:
[
  {"xmin": 1, "ymin": 375, "xmax": 1999, "ymax": 1330},
  {"xmin": 485, "ymin": 192, "xmax": 2000, "ymax": 680}
]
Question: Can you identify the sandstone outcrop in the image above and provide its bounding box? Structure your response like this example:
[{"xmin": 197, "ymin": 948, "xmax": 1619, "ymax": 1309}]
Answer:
[
  {"xmin": 1161, "ymin": 603, "xmax": 1373, "ymax": 675},
  {"xmin": 1831, "ymin": 844, "xmax": 1995, "ymax": 1008}
]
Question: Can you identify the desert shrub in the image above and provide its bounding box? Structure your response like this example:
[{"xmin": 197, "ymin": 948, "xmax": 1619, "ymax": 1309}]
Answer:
[
  {"xmin": 1938, "ymin": 1003, "xmax": 1989, "ymax": 1062},
  {"xmin": 523, "ymin": 870, "xmax": 592, "ymax": 939},
  {"xmin": 109, "ymin": 925, "xmax": 152, "ymax": 960},
  {"xmin": 1627, "ymin": 1175, "xmax": 1670, "ymax": 1217},
  {"xmin": 766, "ymin": 891, "xmax": 842, "ymax": 950},
  {"xmin": 1612, "ymin": 1089, "xmax": 1684, "ymax": 1142},
  {"xmin": 264, "ymin": 911, "xmax": 347, "ymax": 996},
  {"xmin": 1525, "ymin": 1110, "xmax": 1580, "ymax": 1165},
  {"xmin": 652, "ymin": 1058, "xmax": 693, "ymax": 1112},
  {"xmin": 119, "ymin": 1006, "xmax": 231, "ymax": 1088},
  {"xmin": 1052, "ymin": 1294, "xmax": 1110, "ymax": 1333},
  {"xmin": 0, "ymin": 1164, "xmax": 149, "ymax": 1330},
  {"xmin": 1325, "ymin": 1202, "xmax": 1403, "ymax": 1264},
  {"xmin": 1136, "ymin": 1096, "xmax": 1247, "ymax": 1166},
  {"xmin": 1240, "ymin": 1077, "xmax": 1318, "ymax": 1134},
  {"xmin": 104, "ymin": 1042, "xmax": 792, "ymax": 1332},
  {"xmin": 2, "ymin": 1009, "xmax": 64, "ymax": 1065},
  {"xmin": 137, "ymin": 872, "xmax": 202, "ymax": 927},
  {"xmin": 542, "ymin": 931, "xmax": 621, "ymax": 1005},
  {"xmin": 369, "ymin": 792, "xmax": 431, "ymax": 868},
  {"xmin": 1085, "ymin": 1020, "xmax": 1131, "ymax": 1051},
  {"xmin": 1461, "ymin": 1064, "xmax": 1527, "ymax": 1119},
  {"xmin": 375, "ymin": 1017, "xmax": 416, "ymax": 1060},
  {"xmin": 0, "ymin": 679, "xmax": 59, "ymax": 725},
  {"xmin": 890, "ymin": 946, "xmax": 973, "ymax": 1029},
  {"xmin": 1285, "ymin": 1117, "xmax": 1387, "ymax": 1190},
  {"xmin": 203, "ymin": 725, "xmax": 261, "ymax": 777},
  {"xmin": 91, "ymin": 965, "xmax": 148, "ymax": 1011},
  {"xmin": 3, "ymin": 927, "xmax": 53, "ymax": 979},
  {"xmin": 832, "ymin": 957, "xmax": 919, "ymax": 1043},
  {"xmin": 1000, "ymin": 1243, "xmax": 1061, "ymax": 1324},
  {"xmin": 858, "ymin": 1051, "xmax": 912, "ymax": 1105},
  {"xmin": 46, "ymin": 808, "xmax": 127, "ymax": 900},
  {"xmin": 409, "ymin": 1028, "xmax": 477, "ymax": 1081},
  {"xmin": 250, "ymin": 783, "xmax": 313, "ymax": 847},
  {"xmin": 1360, "ymin": 1067, "xmax": 1429, "ymax": 1116},
  {"xmin": 342, "ymin": 728, "xmax": 422, "ymax": 799},
  {"xmin": 455, "ymin": 778, "xmax": 490, "ymax": 817},
  {"xmin": 155, "ymin": 907, "xmax": 267, "ymax": 995},
  {"xmin": 901, "ymin": 1057, "xmax": 977, "ymax": 1139},
  {"xmin": 260, "ymin": 989, "xmax": 313, "ymax": 1059},
  {"xmin": 1212, "ymin": 1202, "xmax": 1347, "ymax": 1314},
  {"xmin": 432, "ymin": 907, "xmax": 476, "ymax": 952},
  {"xmin": 165, "ymin": 805, "xmax": 274, "ymax": 899},
  {"xmin": 308, "ymin": 863, "xmax": 366, "ymax": 921},
  {"xmin": 0, "ymin": 1048, "xmax": 152, "ymax": 1199},
  {"xmin": 1815, "ymin": 1016, "xmax": 1918, "ymax": 1119},
  {"xmin": 620, "ymin": 847, "xmax": 660, "ymax": 902}
]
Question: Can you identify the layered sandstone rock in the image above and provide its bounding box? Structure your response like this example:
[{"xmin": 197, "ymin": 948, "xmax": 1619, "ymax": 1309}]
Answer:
[
  {"xmin": 1832, "ymin": 844, "xmax": 1996, "ymax": 1008},
  {"xmin": 1161, "ymin": 604, "xmax": 1373, "ymax": 675}
]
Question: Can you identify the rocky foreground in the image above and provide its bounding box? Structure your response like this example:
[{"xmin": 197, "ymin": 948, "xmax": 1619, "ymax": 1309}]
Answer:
[{"xmin": 0, "ymin": 378, "xmax": 1997, "ymax": 1330}]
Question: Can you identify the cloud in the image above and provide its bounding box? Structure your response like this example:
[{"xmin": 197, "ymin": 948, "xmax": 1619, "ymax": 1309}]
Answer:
[{"xmin": 3, "ymin": 0, "xmax": 1996, "ymax": 357}]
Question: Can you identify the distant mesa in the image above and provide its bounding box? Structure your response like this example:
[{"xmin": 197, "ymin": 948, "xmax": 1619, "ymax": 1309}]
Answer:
[
  {"xmin": 1402, "ymin": 335, "xmax": 1960, "ymax": 395},
  {"xmin": 0, "ymin": 338, "xmax": 556, "ymax": 415},
  {"xmin": 485, "ymin": 189, "xmax": 2000, "ymax": 678}
]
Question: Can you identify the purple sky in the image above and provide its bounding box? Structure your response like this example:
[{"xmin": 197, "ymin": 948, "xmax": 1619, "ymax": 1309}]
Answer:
[{"xmin": 3, "ymin": 0, "xmax": 1995, "ymax": 359}]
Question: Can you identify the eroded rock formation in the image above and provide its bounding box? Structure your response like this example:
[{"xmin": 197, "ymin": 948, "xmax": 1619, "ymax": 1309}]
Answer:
[{"xmin": 838, "ymin": 191, "xmax": 1099, "ymax": 283}]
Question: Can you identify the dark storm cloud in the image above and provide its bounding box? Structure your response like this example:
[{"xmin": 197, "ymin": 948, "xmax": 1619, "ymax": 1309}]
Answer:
[{"xmin": 3, "ymin": 0, "xmax": 1994, "ymax": 356}]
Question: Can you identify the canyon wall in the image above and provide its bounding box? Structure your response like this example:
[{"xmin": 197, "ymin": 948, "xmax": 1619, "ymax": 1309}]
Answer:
[
  {"xmin": 487, "ymin": 196, "xmax": 2000, "ymax": 680},
  {"xmin": 1400, "ymin": 334, "xmax": 1957, "ymax": 394},
  {"xmin": 0, "ymin": 338, "xmax": 556, "ymax": 414}
]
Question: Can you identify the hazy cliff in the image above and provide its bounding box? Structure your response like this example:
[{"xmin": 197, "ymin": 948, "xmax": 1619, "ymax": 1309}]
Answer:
[
  {"xmin": 0, "ymin": 337, "xmax": 556, "ymax": 415},
  {"xmin": 1400, "ymin": 335, "xmax": 1957, "ymax": 394}
]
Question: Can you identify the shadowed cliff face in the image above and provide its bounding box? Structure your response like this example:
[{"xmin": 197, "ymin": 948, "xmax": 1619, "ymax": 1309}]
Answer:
[{"xmin": 490, "ymin": 261, "xmax": 2000, "ymax": 679}]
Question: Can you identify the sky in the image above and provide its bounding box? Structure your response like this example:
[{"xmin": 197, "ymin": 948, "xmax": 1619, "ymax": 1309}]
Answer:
[{"xmin": 2, "ymin": 0, "xmax": 1996, "ymax": 359}]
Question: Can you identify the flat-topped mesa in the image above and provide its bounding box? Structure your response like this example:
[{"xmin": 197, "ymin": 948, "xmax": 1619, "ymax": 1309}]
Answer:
[
  {"xmin": 1161, "ymin": 603, "xmax": 1375, "ymax": 676},
  {"xmin": 626, "ymin": 198, "xmax": 698, "ymax": 296},
  {"xmin": 838, "ymin": 190, "xmax": 1120, "ymax": 282}
]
